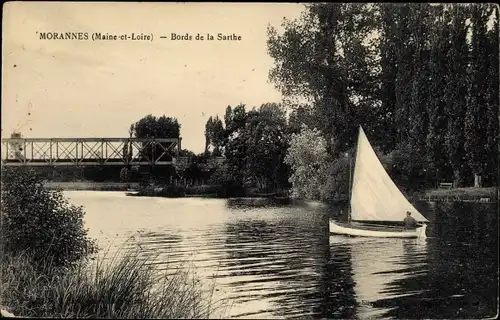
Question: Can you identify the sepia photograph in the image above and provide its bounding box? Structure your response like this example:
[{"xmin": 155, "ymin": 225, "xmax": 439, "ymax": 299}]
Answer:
[{"xmin": 1, "ymin": 2, "xmax": 498, "ymax": 319}]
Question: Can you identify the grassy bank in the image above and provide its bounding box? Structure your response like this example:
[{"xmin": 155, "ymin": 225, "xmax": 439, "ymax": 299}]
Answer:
[
  {"xmin": 416, "ymin": 187, "xmax": 498, "ymax": 202},
  {"xmin": 1, "ymin": 167, "xmax": 230, "ymax": 318},
  {"xmin": 129, "ymin": 184, "xmax": 291, "ymax": 199},
  {"xmin": 0, "ymin": 248, "xmax": 229, "ymax": 319},
  {"xmin": 43, "ymin": 181, "xmax": 140, "ymax": 191}
]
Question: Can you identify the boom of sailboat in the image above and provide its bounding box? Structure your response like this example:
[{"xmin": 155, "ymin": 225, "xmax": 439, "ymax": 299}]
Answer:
[{"xmin": 330, "ymin": 126, "xmax": 429, "ymax": 239}]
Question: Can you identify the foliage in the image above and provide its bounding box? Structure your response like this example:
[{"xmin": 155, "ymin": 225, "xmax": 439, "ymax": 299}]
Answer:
[
  {"xmin": 207, "ymin": 164, "xmax": 246, "ymax": 198},
  {"xmin": 204, "ymin": 116, "xmax": 225, "ymax": 156},
  {"xmin": 83, "ymin": 166, "xmax": 123, "ymax": 182},
  {"xmin": 222, "ymin": 104, "xmax": 248, "ymax": 187},
  {"xmin": 243, "ymin": 103, "xmax": 290, "ymax": 192},
  {"xmin": 287, "ymin": 105, "xmax": 318, "ymax": 135},
  {"xmin": 444, "ymin": 5, "xmax": 469, "ymax": 187},
  {"xmin": 425, "ymin": 7, "xmax": 452, "ymax": 184},
  {"xmin": 174, "ymin": 151, "xmax": 218, "ymax": 186},
  {"xmin": 131, "ymin": 114, "xmax": 181, "ymax": 166},
  {"xmin": 389, "ymin": 142, "xmax": 432, "ymax": 192},
  {"xmin": 1, "ymin": 167, "xmax": 98, "ymax": 269},
  {"xmin": 135, "ymin": 184, "xmax": 186, "ymax": 198},
  {"xmin": 119, "ymin": 166, "xmax": 140, "ymax": 183},
  {"xmin": 267, "ymin": 3, "xmax": 499, "ymax": 189},
  {"xmin": 132, "ymin": 114, "xmax": 180, "ymax": 139},
  {"xmin": 267, "ymin": 3, "xmax": 379, "ymax": 154},
  {"xmin": 120, "ymin": 167, "xmax": 130, "ymax": 182},
  {"xmin": 284, "ymin": 125, "xmax": 334, "ymax": 200},
  {"xmin": 465, "ymin": 4, "xmax": 496, "ymax": 187},
  {"xmin": 184, "ymin": 185, "xmax": 221, "ymax": 196},
  {"xmin": 0, "ymin": 247, "xmax": 229, "ymax": 319}
]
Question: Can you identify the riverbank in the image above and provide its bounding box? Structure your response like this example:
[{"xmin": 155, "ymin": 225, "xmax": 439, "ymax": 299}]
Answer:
[
  {"xmin": 41, "ymin": 181, "xmax": 497, "ymax": 204},
  {"xmin": 43, "ymin": 181, "xmax": 139, "ymax": 191},
  {"xmin": 415, "ymin": 187, "xmax": 498, "ymax": 203},
  {"xmin": 41, "ymin": 181, "xmax": 292, "ymax": 199},
  {"xmin": 0, "ymin": 249, "xmax": 227, "ymax": 319},
  {"xmin": 128, "ymin": 184, "xmax": 291, "ymax": 199},
  {"xmin": 2, "ymin": 168, "xmax": 228, "ymax": 319}
]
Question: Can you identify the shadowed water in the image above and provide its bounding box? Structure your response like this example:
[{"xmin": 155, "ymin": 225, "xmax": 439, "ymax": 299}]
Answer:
[{"xmin": 67, "ymin": 191, "xmax": 498, "ymax": 319}]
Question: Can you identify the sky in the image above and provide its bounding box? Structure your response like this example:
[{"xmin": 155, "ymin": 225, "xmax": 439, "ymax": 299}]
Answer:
[{"xmin": 2, "ymin": 2, "xmax": 305, "ymax": 153}]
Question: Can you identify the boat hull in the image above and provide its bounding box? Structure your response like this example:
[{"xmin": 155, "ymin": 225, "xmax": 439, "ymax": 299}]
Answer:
[{"xmin": 330, "ymin": 221, "xmax": 427, "ymax": 239}]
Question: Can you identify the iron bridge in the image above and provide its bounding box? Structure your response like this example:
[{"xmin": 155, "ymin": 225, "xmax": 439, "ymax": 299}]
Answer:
[{"xmin": 1, "ymin": 137, "xmax": 182, "ymax": 166}]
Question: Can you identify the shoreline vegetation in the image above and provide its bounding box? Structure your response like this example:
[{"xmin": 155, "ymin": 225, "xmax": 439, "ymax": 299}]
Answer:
[
  {"xmin": 43, "ymin": 181, "xmax": 140, "ymax": 191},
  {"xmin": 0, "ymin": 246, "xmax": 229, "ymax": 319},
  {"xmin": 1, "ymin": 168, "xmax": 230, "ymax": 319},
  {"xmin": 414, "ymin": 187, "xmax": 498, "ymax": 203},
  {"xmin": 42, "ymin": 180, "xmax": 498, "ymax": 203}
]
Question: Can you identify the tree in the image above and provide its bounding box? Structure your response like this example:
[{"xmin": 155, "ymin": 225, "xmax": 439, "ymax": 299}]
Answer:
[
  {"xmin": 204, "ymin": 115, "xmax": 225, "ymax": 156},
  {"xmin": 120, "ymin": 167, "xmax": 130, "ymax": 183},
  {"xmin": 130, "ymin": 114, "xmax": 180, "ymax": 165},
  {"xmin": 1, "ymin": 167, "xmax": 98, "ymax": 268},
  {"xmin": 465, "ymin": 4, "xmax": 490, "ymax": 187},
  {"xmin": 204, "ymin": 116, "xmax": 214, "ymax": 153},
  {"xmin": 287, "ymin": 104, "xmax": 318, "ymax": 135},
  {"xmin": 444, "ymin": 5, "xmax": 469, "ymax": 187},
  {"xmin": 267, "ymin": 3, "xmax": 498, "ymax": 191},
  {"xmin": 374, "ymin": 4, "xmax": 398, "ymax": 153},
  {"xmin": 243, "ymin": 103, "xmax": 289, "ymax": 192},
  {"xmin": 408, "ymin": 4, "xmax": 432, "ymax": 154},
  {"xmin": 122, "ymin": 124, "xmax": 134, "ymax": 162},
  {"xmin": 426, "ymin": 7, "xmax": 452, "ymax": 184},
  {"xmin": 132, "ymin": 114, "xmax": 180, "ymax": 139},
  {"xmin": 284, "ymin": 125, "xmax": 333, "ymax": 200},
  {"xmin": 222, "ymin": 104, "xmax": 248, "ymax": 187},
  {"xmin": 484, "ymin": 5, "xmax": 499, "ymax": 186},
  {"xmin": 267, "ymin": 3, "xmax": 379, "ymax": 155}
]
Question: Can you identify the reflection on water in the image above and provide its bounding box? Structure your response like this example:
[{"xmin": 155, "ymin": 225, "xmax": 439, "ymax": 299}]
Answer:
[{"xmin": 67, "ymin": 191, "xmax": 498, "ymax": 319}]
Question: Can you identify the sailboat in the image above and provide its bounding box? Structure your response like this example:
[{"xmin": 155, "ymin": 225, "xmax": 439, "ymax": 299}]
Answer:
[{"xmin": 329, "ymin": 126, "xmax": 429, "ymax": 239}]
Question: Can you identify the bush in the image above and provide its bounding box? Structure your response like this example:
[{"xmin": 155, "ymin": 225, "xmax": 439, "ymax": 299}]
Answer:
[
  {"xmin": 1, "ymin": 167, "xmax": 98, "ymax": 269},
  {"xmin": 0, "ymin": 247, "xmax": 229, "ymax": 319},
  {"xmin": 207, "ymin": 165, "xmax": 246, "ymax": 198},
  {"xmin": 184, "ymin": 185, "xmax": 220, "ymax": 195},
  {"xmin": 134, "ymin": 184, "xmax": 186, "ymax": 197}
]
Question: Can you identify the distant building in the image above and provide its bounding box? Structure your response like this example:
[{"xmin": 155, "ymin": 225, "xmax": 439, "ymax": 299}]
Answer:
[{"xmin": 9, "ymin": 131, "xmax": 26, "ymax": 160}]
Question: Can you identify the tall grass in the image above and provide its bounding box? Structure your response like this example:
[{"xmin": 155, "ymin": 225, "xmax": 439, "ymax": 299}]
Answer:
[{"xmin": 0, "ymin": 246, "xmax": 230, "ymax": 319}]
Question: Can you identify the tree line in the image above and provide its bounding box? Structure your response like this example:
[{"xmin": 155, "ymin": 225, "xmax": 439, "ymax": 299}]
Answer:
[
  {"xmin": 24, "ymin": 3, "xmax": 498, "ymax": 199},
  {"xmin": 266, "ymin": 3, "xmax": 498, "ymax": 195},
  {"xmin": 204, "ymin": 103, "xmax": 291, "ymax": 196}
]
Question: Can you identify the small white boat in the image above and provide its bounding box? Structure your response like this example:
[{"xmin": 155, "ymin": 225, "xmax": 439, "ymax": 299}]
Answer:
[
  {"xmin": 330, "ymin": 221, "xmax": 427, "ymax": 239},
  {"xmin": 330, "ymin": 126, "xmax": 429, "ymax": 239}
]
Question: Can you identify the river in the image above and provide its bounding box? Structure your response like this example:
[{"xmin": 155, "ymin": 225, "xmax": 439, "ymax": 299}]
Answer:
[{"xmin": 66, "ymin": 191, "xmax": 498, "ymax": 319}]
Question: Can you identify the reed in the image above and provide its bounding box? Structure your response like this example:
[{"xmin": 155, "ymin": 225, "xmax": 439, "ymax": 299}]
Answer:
[{"xmin": 0, "ymin": 247, "xmax": 230, "ymax": 319}]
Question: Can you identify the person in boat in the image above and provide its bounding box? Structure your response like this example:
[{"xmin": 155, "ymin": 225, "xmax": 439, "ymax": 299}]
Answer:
[{"xmin": 403, "ymin": 211, "xmax": 418, "ymax": 229}]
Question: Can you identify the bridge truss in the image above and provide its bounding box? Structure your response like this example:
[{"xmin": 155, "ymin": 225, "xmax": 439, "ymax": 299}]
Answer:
[{"xmin": 1, "ymin": 138, "xmax": 181, "ymax": 166}]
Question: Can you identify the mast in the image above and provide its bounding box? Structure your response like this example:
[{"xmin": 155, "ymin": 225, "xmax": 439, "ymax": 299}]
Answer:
[
  {"xmin": 348, "ymin": 126, "xmax": 362, "ymax": 223},
  {"xmin": 347, "ymin": 153, "xmax": 352, "ymax": 223}
]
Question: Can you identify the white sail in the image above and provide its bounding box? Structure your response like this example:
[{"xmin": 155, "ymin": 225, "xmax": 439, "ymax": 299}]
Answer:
[{"xmin": 350, "ymin": 127, "xmax": 429, "ymax": 222}]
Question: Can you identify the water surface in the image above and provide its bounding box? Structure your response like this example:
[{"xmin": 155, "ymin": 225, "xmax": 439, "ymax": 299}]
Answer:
[{"xmin": 67, "ymin": 191, "xmax": 498, "ymax": 319}]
